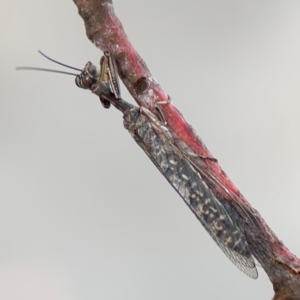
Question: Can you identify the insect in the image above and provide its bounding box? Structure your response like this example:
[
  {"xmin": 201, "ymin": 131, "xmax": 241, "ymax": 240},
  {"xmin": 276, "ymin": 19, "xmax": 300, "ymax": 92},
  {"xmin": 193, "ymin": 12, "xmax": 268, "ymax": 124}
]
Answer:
[{"xmin": 17, "ymin": 51, "xmax": 259, "ymax": 279}]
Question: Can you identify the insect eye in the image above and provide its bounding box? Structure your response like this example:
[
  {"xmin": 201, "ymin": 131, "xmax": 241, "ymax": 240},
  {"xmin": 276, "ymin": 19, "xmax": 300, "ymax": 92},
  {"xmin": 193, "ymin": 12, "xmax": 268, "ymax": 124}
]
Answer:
[
  {"xmin": 87, "ymin": 64, "xmax": 100, "ymax": 79},
  {"xmin": 75, "ymin": 75, "xmax": 83, "ymax": 88}
]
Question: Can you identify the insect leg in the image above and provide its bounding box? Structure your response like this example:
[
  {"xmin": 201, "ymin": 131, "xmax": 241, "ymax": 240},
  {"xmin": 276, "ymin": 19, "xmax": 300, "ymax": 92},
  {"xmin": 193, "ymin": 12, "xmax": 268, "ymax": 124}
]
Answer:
[
  {"xmin": 155, "ymin": 96, "xmax": 171, "ymax": 124},
  {"xmin": 91, "ymin": 54, "xmax": 133, "ymax": 114},
  {"xmin": 96, "ymin": 52, "xmax": 121, "ymax": 108},
  {"xmin": 100, "ymin": 52, "xmax": 121, "ymax": 99},
  {"xmin": 198, "ymin": 155, "xmax": 218, "ymax": 161}
]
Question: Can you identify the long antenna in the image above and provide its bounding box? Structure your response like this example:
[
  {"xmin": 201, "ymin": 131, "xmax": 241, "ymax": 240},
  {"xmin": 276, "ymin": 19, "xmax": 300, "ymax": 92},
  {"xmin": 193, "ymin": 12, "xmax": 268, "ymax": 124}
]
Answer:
[
  {"xmin": 37, "ymin": 50, "xmax": 82, "ymax": 72},
  {"xmin": 16, "ymin": 50, "xmax": 83, "ymax": 76},
  {"xmin": 16, "ymin": 66, "xmax": 77, "ymax": 76}
]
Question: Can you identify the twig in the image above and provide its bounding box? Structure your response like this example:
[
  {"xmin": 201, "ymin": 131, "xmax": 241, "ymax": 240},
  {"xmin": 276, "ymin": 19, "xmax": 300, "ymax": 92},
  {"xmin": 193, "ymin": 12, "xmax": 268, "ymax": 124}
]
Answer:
[{"xmin": 72, "ymin": 0, "xmax": 300, "ymax": 298}]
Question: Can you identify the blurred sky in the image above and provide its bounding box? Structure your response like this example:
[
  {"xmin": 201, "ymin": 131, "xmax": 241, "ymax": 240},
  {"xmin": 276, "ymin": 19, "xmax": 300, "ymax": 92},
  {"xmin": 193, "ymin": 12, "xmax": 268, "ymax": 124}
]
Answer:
[{"xmin": 1, "ymin": 1, "xmax": 300, "ymax": 299}]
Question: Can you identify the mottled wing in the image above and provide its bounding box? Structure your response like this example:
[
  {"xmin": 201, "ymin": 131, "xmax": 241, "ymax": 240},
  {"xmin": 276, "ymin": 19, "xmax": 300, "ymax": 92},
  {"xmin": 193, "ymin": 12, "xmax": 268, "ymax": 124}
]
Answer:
[{"xmin": 124, "ymin": 108, "xmax": 258, "ymax": 279}]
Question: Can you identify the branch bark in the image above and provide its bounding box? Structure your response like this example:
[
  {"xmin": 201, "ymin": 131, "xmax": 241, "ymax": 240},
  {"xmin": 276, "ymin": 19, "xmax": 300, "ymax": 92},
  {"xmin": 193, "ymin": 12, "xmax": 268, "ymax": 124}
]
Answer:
[{"xmin": 73, "ymin": 0, "xmax": 300, "ymax": 298}]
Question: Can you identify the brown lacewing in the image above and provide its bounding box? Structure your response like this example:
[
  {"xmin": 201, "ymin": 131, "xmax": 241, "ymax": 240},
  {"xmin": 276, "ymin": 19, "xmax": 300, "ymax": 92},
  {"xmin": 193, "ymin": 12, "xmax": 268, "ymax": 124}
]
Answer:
[{"xmin": 16, "ymin": 51, "xmax": 258, "ymax": 279}]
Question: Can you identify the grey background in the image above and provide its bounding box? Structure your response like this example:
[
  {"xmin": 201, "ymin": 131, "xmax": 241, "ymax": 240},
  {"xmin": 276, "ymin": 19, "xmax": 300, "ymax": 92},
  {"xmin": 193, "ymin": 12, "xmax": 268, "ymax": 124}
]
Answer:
[{"xmin": 1, "ymin": 1, "xmax": 300, "ymax": 299}]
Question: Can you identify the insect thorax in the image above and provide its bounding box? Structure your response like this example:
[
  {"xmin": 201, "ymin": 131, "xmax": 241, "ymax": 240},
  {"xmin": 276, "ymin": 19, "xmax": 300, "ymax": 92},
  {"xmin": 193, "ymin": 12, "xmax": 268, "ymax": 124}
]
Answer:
[{"xmin": 123, "ymin": 108, "xmax": 169, "ymax": 143}]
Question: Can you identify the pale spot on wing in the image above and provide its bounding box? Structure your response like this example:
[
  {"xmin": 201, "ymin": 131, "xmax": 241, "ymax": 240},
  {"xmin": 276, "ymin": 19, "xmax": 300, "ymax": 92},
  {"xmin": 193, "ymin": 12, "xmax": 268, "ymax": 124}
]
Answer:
[
  {"xmin": 169, "ymin": 159, "xmax": 177, "ymax": 165},
  {"xmin": 204, "ymin": 198, "xmax": 211, "ymax": 204},
  {"xmin": 195, "ymin": 190, "xmax": 204, "ymax": 197},
  {"xmin": 210, "ymin": 206, "xmax": 217, "ymax": 213},
  {"xmin": 181, "ymin": 173, "xmax": 189, "ymax": 180}
]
